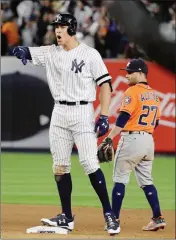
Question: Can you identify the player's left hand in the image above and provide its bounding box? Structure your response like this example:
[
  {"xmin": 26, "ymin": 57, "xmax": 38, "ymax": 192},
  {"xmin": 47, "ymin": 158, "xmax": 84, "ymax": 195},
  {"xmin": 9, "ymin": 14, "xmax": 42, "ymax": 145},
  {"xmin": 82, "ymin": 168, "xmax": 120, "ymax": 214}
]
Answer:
[
  {"xmin": 95, "ymin": 115, "xmax": 109, "ymax": 137},
  {"xmin": 97, "ymin": 137, "xmax": 114, "ymax": 163}
]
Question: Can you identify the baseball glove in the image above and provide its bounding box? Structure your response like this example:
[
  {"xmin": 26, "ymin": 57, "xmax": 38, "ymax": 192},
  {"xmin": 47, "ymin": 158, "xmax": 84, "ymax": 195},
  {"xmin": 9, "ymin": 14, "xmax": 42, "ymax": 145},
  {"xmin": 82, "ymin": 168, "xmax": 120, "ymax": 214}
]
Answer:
[{"xmin": 97, "ymin": 137, "xmax": 114, "ymax": 163}]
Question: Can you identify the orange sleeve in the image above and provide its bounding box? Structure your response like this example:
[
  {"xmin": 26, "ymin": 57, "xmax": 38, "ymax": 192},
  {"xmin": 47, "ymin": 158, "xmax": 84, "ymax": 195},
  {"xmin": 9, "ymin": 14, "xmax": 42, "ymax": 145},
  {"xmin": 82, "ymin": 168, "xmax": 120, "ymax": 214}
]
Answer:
[{"xmin": 120, "ymin": 87, "xmax": 137, "ymax": 115}]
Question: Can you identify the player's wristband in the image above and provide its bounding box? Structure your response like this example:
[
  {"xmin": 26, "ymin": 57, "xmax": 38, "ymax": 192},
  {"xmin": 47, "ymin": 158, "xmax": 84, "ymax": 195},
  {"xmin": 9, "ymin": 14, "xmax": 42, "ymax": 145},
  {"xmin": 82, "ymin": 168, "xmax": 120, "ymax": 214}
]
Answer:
[
  {"xmin": 100, "ymin": 114, "xmax": 108, "ymax": 119},
  {"xmin": 116, "ymin": 111, "xmax": 130, "ymax": 128}
]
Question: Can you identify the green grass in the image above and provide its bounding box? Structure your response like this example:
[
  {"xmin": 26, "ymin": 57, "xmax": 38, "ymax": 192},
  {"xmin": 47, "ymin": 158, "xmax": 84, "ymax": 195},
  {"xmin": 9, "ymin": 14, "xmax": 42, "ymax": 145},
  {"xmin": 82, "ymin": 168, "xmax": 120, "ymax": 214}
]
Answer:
[{"xmin": 1, "ymin": 153, "xmax": 175, "ymax": 210}]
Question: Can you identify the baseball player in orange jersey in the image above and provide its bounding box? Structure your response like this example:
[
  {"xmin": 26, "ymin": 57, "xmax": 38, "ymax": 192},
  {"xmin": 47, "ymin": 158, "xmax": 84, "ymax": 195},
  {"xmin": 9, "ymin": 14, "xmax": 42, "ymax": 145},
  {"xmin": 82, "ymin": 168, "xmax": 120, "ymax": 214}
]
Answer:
[{"xmin": 104, "ymin": 59, "xmax": 166, "ymax": 231}]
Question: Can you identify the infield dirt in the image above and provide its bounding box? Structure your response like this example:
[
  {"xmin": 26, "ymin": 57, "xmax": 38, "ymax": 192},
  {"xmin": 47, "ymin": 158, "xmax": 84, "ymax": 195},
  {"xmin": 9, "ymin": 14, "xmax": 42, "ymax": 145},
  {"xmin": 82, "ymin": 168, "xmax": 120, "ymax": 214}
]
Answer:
[{"xmin": 2, "ymin": 204, "xmax": 175, "ymax": 239}]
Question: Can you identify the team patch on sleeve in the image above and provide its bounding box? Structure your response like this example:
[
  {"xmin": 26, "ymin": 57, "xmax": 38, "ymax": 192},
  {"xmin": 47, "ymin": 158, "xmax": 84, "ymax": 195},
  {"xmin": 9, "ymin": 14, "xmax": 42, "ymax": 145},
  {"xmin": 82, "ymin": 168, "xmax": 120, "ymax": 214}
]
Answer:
[{"xmin": 123, "ymin": 96, "xmax": 132, "ymax": 105}]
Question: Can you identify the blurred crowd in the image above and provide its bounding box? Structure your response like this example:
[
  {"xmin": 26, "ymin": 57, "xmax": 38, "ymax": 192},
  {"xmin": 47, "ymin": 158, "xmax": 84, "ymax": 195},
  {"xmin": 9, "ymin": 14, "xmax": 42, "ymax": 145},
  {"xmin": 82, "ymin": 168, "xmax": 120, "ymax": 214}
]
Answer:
[
  {"xmin": 140, "ymin": 0, "xmax": 176, "ymax": 43},
  {"xmin": 1, "ymin": 0, "xmax": 176, "ymax": 59}
]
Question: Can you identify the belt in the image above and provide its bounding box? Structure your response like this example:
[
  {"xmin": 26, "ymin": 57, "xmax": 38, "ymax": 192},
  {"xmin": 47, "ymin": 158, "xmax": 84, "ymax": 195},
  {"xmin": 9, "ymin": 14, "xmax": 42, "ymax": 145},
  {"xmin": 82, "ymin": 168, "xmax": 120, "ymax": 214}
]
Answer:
[
  {"xmin": 121, "ymin": 131, "xmax": 152, "ymax": 135},
  {"xmin": 57, "ymin": 101, "xmax": 88, "ymax": 105}
]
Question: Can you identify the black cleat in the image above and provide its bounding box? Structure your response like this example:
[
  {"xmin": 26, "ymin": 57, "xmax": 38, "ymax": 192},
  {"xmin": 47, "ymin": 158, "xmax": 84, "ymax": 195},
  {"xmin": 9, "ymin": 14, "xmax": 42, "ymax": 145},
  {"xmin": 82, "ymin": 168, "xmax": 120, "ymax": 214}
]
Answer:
[
  {"xmin": 41, "ymin": 213, "xmax": 74, "ymax": 231},
  {"xmin": 104, "ymin": 212, "xmax": 120, "ymax": 235}
]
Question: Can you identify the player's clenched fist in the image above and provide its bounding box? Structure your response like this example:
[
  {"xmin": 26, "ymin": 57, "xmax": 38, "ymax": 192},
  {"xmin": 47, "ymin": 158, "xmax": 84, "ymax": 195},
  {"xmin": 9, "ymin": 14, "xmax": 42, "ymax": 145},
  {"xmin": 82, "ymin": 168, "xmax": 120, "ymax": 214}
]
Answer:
[{"xmin": 95, "ymin": 115, "xmax": 109, "ymax": 137}]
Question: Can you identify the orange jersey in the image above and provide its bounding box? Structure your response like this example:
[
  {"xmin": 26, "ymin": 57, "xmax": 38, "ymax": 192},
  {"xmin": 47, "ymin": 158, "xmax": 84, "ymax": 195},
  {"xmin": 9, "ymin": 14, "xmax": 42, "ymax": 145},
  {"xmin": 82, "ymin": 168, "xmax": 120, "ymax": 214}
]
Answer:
[
  {"xmin": 120, "ymin": 83, "xmax": 160, "ymax": 134},
  {"xmin": 2, "ymin": 21, "xmax": 20, "ymax": 46}
]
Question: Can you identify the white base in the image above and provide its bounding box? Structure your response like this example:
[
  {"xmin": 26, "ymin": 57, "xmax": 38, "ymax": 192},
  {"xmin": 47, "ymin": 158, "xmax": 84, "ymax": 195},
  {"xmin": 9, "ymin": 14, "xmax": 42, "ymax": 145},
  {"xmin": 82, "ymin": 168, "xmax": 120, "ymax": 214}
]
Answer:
[{"xmin": 26, "ymin": 226, "xmax": 68, "ymax": 234}]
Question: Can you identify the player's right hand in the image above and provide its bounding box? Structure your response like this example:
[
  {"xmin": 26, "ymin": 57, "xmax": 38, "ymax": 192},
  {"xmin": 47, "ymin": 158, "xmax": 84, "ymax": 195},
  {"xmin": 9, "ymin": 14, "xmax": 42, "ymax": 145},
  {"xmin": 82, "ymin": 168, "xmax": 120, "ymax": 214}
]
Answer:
[
  {"xmin": 95, "ymin": 115, "xmax": 109, "ymax": 138},
  {"xmin": 12, "ymin": 46, "xmax": 28, "ymax": 65}
]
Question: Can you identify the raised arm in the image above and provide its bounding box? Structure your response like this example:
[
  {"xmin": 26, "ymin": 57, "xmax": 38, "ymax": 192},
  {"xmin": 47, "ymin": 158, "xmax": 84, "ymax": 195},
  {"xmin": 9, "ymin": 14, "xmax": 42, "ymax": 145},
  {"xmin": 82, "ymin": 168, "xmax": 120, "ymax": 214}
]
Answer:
[{"xmin": 12, "ymin": 45, "xmax": 51, "ymax": 66}]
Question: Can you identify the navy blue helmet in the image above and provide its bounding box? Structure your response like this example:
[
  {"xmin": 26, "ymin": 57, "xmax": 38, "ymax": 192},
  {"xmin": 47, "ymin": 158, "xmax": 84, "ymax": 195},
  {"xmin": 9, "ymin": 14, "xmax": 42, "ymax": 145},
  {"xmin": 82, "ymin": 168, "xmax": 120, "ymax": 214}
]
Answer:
[{"xmin": 51, "ymin": 13, "xmax": 77, "ymax": 36}]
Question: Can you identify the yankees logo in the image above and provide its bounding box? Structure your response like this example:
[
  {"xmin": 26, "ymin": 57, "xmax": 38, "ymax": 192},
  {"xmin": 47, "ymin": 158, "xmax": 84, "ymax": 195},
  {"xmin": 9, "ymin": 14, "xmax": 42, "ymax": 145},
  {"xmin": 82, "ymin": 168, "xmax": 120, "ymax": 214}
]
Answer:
[
  {"xmin": 56, "ymin": 14, "xmax": 62, "ymax": 21},
  {"xmin": 71, "ymin": 59, "xmax": 85, "ymax": 73}
]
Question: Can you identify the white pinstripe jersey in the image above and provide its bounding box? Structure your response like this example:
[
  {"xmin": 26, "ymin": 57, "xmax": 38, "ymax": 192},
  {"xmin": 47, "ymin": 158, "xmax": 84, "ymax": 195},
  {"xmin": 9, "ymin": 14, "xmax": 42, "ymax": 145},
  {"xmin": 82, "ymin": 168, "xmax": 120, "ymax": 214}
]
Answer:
[{"xmin": 29, "ymin": 43, "xmax": 111, "ymax": 102}]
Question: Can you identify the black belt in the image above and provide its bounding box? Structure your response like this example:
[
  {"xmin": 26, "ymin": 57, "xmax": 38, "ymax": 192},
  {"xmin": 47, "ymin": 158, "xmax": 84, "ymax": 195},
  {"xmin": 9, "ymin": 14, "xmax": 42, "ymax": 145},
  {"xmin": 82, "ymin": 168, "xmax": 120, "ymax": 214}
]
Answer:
[
  {"xmin": 58, "ymin": 101, "xmax": 88, "ymax": 105},
  {"xmin": 128, "ymin": 131, "xmax": 152, "ymax": 135}
]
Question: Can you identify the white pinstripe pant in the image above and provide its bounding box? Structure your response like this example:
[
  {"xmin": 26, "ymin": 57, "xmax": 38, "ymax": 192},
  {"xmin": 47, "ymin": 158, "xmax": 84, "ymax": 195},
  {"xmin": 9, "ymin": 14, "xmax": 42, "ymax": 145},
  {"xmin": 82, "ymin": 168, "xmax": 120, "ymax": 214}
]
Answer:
[{"xmin": 49, "ymin": 103, "xmax": 100, "ymax": 175}]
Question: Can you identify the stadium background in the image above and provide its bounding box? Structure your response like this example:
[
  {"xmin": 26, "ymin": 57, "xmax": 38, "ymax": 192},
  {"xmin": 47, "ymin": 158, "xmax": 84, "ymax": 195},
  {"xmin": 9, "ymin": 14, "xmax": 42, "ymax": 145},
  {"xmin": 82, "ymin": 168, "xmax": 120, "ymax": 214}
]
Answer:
[{"xmin": 1, "ymin": 0, "xmax": 175, "ymax": 239}]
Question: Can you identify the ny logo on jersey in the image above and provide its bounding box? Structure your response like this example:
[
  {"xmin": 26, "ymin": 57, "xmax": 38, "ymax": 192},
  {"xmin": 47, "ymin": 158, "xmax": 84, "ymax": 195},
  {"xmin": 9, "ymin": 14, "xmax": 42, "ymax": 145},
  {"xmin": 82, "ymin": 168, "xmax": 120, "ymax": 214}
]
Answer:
[{"xmin": 71, "ymin": 59, "xmax": 85, "ymax": 73}]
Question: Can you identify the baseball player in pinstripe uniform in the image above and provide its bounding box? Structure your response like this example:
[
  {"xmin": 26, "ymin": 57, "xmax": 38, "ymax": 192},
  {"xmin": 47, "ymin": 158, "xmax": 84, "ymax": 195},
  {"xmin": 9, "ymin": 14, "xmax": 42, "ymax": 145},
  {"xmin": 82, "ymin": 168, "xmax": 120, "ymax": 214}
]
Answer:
[
  {"xmin": 12, "ymin": 13, "xmax": 120, "ymax": 235},
  {"xmin": 103, "ymin": 59, "xmax": 166, "ymax": 232}
]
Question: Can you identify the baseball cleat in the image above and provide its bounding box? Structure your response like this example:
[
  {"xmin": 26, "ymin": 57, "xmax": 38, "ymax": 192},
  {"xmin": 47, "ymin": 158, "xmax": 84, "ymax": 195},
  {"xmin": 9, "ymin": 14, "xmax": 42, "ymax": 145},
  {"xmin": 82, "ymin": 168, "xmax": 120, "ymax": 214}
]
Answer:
[
  {"xmin": 104, "ymin": 212, "xmax": 120, "ymax": 235},
  {"xmin": 41, "ymin": 213, "xmax": 74, "ymax": 231},
  {"xmin": 142, "ymin": 216, "xmax": 166, "ymax": 231}
]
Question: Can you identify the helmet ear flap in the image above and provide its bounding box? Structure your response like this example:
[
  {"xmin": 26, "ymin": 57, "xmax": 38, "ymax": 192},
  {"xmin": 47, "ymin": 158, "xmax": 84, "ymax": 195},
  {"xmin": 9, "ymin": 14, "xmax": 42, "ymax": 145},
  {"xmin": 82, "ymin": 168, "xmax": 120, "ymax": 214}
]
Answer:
[
  {"xmin": 67, "ymin": 18, "xmax": 77, "ymax": 36},
  {"xmin": 67, "ymin": 25, "xmax": 76, "ymax": 36}
]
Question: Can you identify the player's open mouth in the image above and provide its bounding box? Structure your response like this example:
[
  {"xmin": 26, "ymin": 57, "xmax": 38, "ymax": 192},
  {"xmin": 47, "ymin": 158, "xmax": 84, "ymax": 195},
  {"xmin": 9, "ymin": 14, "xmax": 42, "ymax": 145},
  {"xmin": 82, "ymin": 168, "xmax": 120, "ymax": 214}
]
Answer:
[{"xmin": 57, "ymin": 36, "xmax": 61, "ymax": 40}]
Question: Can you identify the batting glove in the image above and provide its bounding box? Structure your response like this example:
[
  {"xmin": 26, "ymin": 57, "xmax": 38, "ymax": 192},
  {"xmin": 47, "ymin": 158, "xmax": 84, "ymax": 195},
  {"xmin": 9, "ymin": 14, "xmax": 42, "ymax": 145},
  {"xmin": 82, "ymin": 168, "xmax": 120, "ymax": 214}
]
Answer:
[
  {"xmin": 95, "ymin": 115, "xmax": 109, "ymax": 137},
  {"xmin": 13, "ymin": 46, "xmax": 28, "ymax": 65}
]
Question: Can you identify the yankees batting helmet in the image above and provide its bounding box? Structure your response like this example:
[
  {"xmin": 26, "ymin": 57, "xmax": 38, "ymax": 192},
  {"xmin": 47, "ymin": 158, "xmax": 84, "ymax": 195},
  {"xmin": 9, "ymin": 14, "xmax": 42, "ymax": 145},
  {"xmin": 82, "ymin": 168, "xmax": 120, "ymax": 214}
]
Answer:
[{"xmin": 51, "ymin": 13, "xmax": 77, "ymax": 36}]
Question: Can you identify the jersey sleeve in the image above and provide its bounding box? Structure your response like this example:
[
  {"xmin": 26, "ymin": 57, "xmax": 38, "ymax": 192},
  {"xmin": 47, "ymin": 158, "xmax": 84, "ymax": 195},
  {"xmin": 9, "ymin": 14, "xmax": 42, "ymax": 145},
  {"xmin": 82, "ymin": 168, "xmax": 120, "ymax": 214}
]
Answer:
[
  {"xmin": 120, "ymin": 88, "xmax": 137, "ymax": 115},
  {"xmin": 90, "ymin": 49, "xmax": 112, "ymax": 86},
  {"xmin": 28, "ymin": 46, "xmax": 51, "ymax": 66}
]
